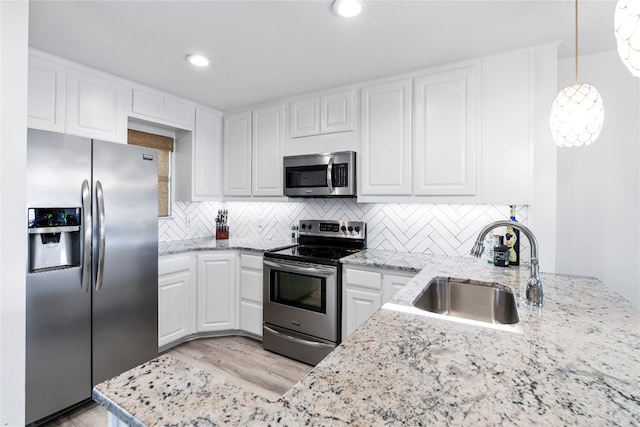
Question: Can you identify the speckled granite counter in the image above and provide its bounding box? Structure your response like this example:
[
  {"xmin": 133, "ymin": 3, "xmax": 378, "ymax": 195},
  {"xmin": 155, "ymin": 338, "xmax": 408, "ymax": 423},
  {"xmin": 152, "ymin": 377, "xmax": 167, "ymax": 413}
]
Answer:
[
  {"xmin": 95, "ymin": 251, "xmax": 640, "ymax": 426},
  {"xmin": 159, "ymin": 237, "xmax": 294, "ymax": 256}
]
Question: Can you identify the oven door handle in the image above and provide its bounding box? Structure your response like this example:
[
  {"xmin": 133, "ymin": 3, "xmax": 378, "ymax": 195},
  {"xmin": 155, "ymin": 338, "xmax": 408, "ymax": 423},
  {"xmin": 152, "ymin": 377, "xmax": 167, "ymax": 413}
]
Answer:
[
  {"xmin": 264, "ymin": 259, "xmax": 336, "ymax": 277},
  {"xmin": 263, "ymin": 325, "xmax": 336, "ymax": 349}
]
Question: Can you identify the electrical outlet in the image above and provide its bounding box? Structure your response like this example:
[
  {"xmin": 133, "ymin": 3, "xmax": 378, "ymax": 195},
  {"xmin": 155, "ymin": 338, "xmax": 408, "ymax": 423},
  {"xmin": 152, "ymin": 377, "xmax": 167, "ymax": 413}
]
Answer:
[
  {"xmin": 258, "ymin": 216, "xmax": 263, "ymax": 228},
  {"xmin": 185, "ymin": 215, "xmax": 191, "ymax": 228}
]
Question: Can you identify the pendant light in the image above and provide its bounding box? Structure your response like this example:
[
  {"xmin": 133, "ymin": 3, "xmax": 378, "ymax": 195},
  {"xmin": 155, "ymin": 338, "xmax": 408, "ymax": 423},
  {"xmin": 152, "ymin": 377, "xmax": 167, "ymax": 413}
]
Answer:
[
  {"xmin": 550, "ymin": 0, "xmax": 604, "ymax": 147},
  {"xmin": 615, "ymin": 0, "xmax": 640, "ymax": 76}
]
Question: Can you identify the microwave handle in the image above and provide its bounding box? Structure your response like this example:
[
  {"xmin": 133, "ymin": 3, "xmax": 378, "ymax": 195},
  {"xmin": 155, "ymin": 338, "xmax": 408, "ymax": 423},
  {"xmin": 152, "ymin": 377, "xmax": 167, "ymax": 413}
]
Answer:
[{"xmin": 326, "ymin": 157, "xmax": 334, "ymax": 194}]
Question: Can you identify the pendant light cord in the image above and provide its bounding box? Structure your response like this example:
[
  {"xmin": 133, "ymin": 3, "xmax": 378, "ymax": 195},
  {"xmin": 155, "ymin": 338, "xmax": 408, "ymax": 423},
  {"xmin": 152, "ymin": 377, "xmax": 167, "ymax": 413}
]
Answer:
[{"xmin": 575, "ymin": 0, "xmax": 579, "ymax": 83}]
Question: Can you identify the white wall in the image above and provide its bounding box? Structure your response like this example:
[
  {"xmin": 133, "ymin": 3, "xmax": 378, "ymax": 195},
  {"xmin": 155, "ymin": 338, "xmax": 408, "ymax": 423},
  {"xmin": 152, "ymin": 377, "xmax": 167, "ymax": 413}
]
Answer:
[
  {"xmin": 0, "ymin": 0, "xmax": 29, "ymax": 425},
  {"xmin": 556, "ymin": 50, "xmax": 640, "ymax": 308}
]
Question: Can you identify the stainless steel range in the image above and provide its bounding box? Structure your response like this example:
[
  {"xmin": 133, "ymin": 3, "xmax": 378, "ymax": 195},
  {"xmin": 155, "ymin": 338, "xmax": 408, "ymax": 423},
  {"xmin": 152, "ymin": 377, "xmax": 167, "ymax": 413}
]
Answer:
[{"xmin": 263, "ymin": 219, "xmax": 366, "ymax": 365}]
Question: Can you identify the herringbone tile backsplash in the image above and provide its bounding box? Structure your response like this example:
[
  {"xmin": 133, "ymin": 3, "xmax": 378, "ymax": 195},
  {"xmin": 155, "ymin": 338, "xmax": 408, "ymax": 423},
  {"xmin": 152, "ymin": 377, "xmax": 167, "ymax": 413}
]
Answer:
[{"xmin": 159, "ymin": 200, "xmax": 529, "ymax": 260}]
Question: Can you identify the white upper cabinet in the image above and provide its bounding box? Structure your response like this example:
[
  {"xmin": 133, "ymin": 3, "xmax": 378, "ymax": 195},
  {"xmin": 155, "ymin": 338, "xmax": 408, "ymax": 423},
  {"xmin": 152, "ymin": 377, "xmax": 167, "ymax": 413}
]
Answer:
[
  {"xmin": 290, "ymin": 90, "xmax": 353, "ymax": 138},
  {"xmin": 413, "ymin": 65, "xmax": 477, "ymax": 196},
  {"xmin": 321, "ymin": 90, "xmax": 353, "ymax": 134},
  {"xmin": 28, "ymin": 50, "xmax": 127, "ymax": 143},
  {"xmin": 252, "ymin": 104, "xmax": 285, "ymax": 196},
  {"xmin": 66, "ymin": 68, "xmax": 127, "ymax": 143},
  {"xmin": 290, "ymin": 97, "xmax": 320, "ymax": 138},
  {"xmin": 481, "ymin": 50, "xmax": 532, "ymax": 205},
  {"xmin": 223, "ymin": 110, "xmax": 252, "ymax": 196},
  {"xmin": 174, "ymin": 107, "xmax": 223, "ymax": 201},
  {"xmin": 194, "ymin": 108, "xmax": 222, "ymax": 198},
  {"xmin": 131, "ymin": 88, "xmax": 194, "ymax": 129},
  {"xmin": 27, "ymin": 53, "xmax": 66, "ymax": 133},
  {"xmin": 360, "ymin": 79, "xmax": 412, "ymax": 196}
]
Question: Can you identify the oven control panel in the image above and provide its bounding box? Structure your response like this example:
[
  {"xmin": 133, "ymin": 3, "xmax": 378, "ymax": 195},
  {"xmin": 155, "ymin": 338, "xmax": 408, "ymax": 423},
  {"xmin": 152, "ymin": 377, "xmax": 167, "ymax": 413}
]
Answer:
[{"xmin": 298, "ymin": 219, "xmax": 366, "ymax": 239}]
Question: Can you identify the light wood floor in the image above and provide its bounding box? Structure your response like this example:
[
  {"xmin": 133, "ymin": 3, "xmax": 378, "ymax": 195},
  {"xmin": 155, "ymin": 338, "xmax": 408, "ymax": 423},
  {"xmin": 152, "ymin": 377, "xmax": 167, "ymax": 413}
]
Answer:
[{"xmin": 40, "ymin": 336, "xmax": 312, "ymax": 426}]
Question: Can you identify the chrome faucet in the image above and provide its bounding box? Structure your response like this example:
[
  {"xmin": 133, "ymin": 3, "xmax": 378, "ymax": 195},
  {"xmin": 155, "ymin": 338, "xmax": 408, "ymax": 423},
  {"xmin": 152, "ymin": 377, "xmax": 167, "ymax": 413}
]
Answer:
[{"xmin": 470, "ymin": 220, "xmax": 543, "ymax": 307}]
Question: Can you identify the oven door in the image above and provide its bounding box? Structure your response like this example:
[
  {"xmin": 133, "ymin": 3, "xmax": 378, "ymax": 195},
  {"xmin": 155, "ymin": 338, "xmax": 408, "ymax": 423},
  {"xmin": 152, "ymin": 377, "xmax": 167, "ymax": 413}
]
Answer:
[{"xmin": 263, "ymin": 258, "xmax": 338, "ymax": 342}]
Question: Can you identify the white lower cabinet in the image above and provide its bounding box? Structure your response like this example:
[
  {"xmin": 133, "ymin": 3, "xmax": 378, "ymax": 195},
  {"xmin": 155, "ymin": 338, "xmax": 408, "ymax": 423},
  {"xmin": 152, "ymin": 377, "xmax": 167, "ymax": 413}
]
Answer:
[
  {"xmin": 382, "ymin": 273, "xmax": 414, "ymax": 305},
  {"xmin": 342, "ymin": 265, "xmax": 415, "ymax": 339},
  {"xmin": 159, "ymin": 251, "xmax": 415, "ymax": 346},
  {"xmin": 158, "ymin": 254, "xmax": 196, "ymax": 349},
  {"xmin": 197, "ymin": 252, "xmax": 237, "ymax": 332},
  {"xmin": 238, "ymin": 253, "xmax": 264, "ymax": 337},
  {"xmin": 344, "ymin": 287, "xmax": 382, "ymax": 339}
]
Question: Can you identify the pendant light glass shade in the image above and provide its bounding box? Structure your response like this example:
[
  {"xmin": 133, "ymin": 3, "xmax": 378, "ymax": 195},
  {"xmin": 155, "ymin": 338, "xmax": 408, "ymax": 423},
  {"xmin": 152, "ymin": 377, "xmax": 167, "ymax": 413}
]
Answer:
[
  {"xmin": 549, "ymin": 0, "xmax": 604, "ymax": 147},
  {"xmin": 550, "ymin": 83, "xmax": 604, "ymax": 147},
  {"xmin": 615, "ymin": 0, "xmax": 640, "ymax": 76}
]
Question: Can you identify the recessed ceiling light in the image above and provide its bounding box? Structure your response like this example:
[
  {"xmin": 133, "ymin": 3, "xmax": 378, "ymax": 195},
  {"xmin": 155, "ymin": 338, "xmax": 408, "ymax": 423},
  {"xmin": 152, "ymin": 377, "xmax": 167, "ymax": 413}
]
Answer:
[
  {"xmin": 185, "ymin": 54, "xmax": 212, "ymax": 67},
  {"xmin": 332, "ymin": 0, "xmax": 363, "ymax": 18}
]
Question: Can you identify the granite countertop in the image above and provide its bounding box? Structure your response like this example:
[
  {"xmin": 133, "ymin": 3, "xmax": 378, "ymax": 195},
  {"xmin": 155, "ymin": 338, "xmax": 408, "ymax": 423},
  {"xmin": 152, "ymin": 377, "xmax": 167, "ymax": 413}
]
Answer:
[
  {"xmin": 94, "ymin": 251, "xmax": 640, "ymax": 426},
  {"xmin": 159, "ymin": 237, "xmax": 294, "ymax": 256}
]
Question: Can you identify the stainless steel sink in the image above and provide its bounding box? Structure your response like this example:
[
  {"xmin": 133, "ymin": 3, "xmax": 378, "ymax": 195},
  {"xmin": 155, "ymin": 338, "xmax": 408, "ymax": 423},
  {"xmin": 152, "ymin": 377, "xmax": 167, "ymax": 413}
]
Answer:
[{"xmin": 412, "ymin": 277, "xmax": 519, "ymax": 325}]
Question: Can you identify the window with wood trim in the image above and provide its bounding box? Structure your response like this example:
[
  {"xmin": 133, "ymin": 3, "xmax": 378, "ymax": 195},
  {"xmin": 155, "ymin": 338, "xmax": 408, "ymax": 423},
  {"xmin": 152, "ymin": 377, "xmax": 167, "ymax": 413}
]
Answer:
[{"xmin": 128, "ymin": 129, "xmax": 174, "ymax": 217}]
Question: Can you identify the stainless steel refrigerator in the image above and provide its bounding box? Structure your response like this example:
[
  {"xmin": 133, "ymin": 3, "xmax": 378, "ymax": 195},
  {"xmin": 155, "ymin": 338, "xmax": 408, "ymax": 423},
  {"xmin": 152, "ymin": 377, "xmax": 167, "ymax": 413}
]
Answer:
[{"xmin": 25, "ymin": 129, "xmax": 158, "ymax": 424}]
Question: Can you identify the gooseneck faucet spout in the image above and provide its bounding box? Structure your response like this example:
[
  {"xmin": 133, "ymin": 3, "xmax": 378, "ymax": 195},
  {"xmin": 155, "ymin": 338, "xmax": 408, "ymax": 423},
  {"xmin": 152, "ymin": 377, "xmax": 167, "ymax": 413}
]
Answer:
[{"xmin": 470, "ymin": 220, "xmax": 543, "ymax": 307}]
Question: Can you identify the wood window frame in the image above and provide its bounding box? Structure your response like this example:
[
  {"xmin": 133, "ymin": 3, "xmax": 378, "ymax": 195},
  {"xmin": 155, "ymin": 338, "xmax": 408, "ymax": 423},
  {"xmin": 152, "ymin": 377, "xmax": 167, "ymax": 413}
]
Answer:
[{"xmin": 128, "ymin": 129, "xmax": 174, "ymax": 217}]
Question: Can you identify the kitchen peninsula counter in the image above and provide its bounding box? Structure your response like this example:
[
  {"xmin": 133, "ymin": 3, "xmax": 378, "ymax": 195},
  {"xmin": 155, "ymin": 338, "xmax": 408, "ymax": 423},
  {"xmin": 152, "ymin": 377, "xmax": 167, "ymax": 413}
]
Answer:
[
  {"xmin": 159, "ymin": 237, "xmax": 293, "ymax": 256},
  {"xmin": 94, "ymin": 253, "xmax": 640, "ymax": 426}
]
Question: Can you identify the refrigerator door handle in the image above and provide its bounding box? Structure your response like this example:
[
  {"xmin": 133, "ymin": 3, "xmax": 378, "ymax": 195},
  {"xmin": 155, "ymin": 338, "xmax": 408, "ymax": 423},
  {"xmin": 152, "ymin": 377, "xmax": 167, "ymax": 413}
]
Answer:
[
  {"xmin": 95, "ymin": 180, "xmax": 106, "ymax": 292},
  {"xmin": 81, "ymin": 180, "xmax": 92, "ymax": 293}
]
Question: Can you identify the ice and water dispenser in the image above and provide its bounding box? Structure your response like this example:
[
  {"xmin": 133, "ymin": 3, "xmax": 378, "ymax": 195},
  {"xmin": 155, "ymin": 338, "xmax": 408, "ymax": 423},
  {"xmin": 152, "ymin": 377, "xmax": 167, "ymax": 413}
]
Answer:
[{"xmin": 28, "ymin": 208, "xmax": 82, "ymax": 273}]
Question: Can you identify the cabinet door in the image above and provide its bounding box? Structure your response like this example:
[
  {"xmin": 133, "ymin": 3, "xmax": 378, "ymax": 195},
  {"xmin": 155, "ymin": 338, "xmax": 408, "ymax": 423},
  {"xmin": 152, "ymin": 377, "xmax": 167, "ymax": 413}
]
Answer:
[
  {"xmin": 158, "ymin": 255, "xmax": 196, "ymax": 349},
  {"xmin": 343, "ymin": 287, "xmax": 382, "ymax": 339},
  {"xmin": 164, "ymin": 98, "xmax": 194, "ymax": 128},
  {"xmin": 321, "ymin": 90, "xmax": 353, "ymax": 134},
  {"xmin": 132, "ymin": 89, "xmax": 164, "ymax": 120},
  {"xmin": 223, "ymin": 111, "xmax": 252, "ymax": 196},
  {"xmin": 252, "ymin": 104, "xmax": 285, "ymax": 196},
  {"xmin": 290, "ymin": 98, "xmax": 320, "ymax": 138},
  {"xmin": 382, "ymin": 272, "xmax": 414, "ymax": 304},
  {"xmin": 66, "ymin": 68, "xmax": 126, "ymax": 143},
  {"xmin": 193, "ymin": 108, "xmax": 222, "ymax": 198},
  {"xmin": 28, "ymin": 54, "xmax": 66, "ymax": 132},
  {"xmin": 413, "ymin": 66, "xmax": 477, "ymax": 196},
  {"xmin": 360, "ymin": 79, "xmax": 412, "ymax": 195},
  {"xmin": 197, "ymin": 253, "xmax": 237, "ymax": 332},
  {"xmin": 239, "ymin": 254, "xmax": 263, "ymax": 336}
]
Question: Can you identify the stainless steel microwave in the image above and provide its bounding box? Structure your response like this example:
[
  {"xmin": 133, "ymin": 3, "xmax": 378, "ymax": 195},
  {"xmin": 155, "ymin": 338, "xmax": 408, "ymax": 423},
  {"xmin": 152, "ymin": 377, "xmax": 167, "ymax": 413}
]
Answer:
[{"xmin": 283, "ymin": 151, "xmax": 356, "ymax": 197}]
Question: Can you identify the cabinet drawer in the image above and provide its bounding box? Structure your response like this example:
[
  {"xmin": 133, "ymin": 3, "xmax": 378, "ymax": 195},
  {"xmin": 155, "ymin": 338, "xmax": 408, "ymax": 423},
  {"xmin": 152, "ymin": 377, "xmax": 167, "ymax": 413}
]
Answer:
[
  {"xmin": 345, "ymin": 268, "xmax": 382, "ymax": 290},
  {"xmin": 241, "ymin": 253, "xmax": 263, "ymax": 270},
  {"xmin": 159, "ymin": 255, "xmax": 192, "ymax": 275}
]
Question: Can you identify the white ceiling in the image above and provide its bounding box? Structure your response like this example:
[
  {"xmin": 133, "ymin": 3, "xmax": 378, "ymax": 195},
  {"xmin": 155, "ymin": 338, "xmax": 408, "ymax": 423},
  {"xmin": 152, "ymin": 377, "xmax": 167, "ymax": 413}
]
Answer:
[{"xmin": 28, "ymin": 0, "xmax": 617, "ymax": 112}]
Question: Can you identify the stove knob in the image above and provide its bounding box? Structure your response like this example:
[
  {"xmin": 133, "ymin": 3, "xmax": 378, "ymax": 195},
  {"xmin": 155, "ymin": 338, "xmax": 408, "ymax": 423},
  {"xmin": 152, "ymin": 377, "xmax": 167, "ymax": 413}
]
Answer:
[
  {"xmin": 348, "ymin": 226, "xmax": 353, "ymax": 233},
  {"xmin": 306, "ymin": 223, "xmax": 312, "ymax": 230},
  {"xmin": 301, "ymin": 223, "xmax": 306, "ymax": 230},
  {"xmin": 355, "ymin": 226, "xmax": 361, "ymax": 233},
  {"xmin": 341, "ymin": 226, "xmax": 346, "ymax": 232}
]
